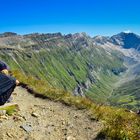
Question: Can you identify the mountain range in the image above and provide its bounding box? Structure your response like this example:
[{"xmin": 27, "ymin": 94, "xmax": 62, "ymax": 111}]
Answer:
[{"xmin": 0, "ymin": 31, "xmax": 140, "ymax": 110}]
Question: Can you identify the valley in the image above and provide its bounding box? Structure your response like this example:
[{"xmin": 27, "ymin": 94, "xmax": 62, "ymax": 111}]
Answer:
[{"xmin": 0, "ymin": 31, "xmax": 140, "ymax": 110}]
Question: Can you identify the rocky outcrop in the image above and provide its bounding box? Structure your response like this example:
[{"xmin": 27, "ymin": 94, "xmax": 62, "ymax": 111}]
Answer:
[
  {"xmin": 73, "ymin": 65, "xmax": 96, "ymax": 96},
  {"xmin": 73, "ymin": 79, "xmax": 94, "ymax": 96}
]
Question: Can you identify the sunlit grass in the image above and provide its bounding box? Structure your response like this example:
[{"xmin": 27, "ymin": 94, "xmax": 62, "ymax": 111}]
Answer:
[
  {"xmin": 0, "ymin": 104, "xmax": 19, "ymax": 115},
  {"xmin": 12, "ymin": 70, "xmax": 140, "ymax": 140}
]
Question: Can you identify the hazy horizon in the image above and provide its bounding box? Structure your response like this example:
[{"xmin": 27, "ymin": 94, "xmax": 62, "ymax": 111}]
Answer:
[{"xmin": 1, "ymin": 29, "xmax": 140, "ymax": 38}]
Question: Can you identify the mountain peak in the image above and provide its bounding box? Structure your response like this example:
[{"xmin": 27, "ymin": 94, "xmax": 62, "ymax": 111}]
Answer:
[
  {"xmin": 111, "ymin": 31, "xmax": 140, "ymax": 50},
  {"xmin": 123, "ymin": 30, "xmax": 132, "ymax": 34}
]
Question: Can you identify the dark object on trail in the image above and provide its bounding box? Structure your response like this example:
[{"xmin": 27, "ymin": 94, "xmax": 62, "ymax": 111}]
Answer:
[{"xmin": 0, "ymin": 73, "xmax": 16, "ymax": 105}]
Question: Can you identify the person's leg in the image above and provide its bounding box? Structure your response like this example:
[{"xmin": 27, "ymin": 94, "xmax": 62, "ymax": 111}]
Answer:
[{"xmin": 0, "ymin": 84, "xmax": 16, "ymax": 105}]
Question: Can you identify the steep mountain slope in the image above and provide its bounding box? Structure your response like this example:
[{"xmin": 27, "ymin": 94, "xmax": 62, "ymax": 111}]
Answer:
[
  {"xmin": 111, "ymin": 32, "xmax": 140, "ymax": 50},
  {"xmin": 110, "ymin": 32, "xmax": 140, "ymax": 109},
  {"xmin": 109, "ymin": 77, "xmax": 140, "ymax": 109},
  {"xmin": 0, "ymin": 31, "xmax": 140, "ymax": 109},
  {"xmin": 0, "ymin": 32, "xmax": 125, "ymax": 100},
  {"xmin": 93, "ymin": 32, "xmax": 140, "ymax": 109},
  {"xmin": 0, "ymin": 31, "xmax": 140, "ymax": 140}
]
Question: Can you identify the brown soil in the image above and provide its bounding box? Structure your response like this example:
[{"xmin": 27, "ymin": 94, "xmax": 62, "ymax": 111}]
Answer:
[{"xmin": 0, "ymin": 87, "xmax": 102, "ymax": 140}]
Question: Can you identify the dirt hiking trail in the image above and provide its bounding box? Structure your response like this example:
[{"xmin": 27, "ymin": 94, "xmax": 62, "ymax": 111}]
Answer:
[{"xmin": 0, "ymin": 87, "xmax": 102, "ymax": 140}]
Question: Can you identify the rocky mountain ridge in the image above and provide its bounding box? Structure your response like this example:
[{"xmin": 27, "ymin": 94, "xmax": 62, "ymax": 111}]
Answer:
[{"xmin": 0, "ymin": 31, "xmax": 140, "ymax": 109}]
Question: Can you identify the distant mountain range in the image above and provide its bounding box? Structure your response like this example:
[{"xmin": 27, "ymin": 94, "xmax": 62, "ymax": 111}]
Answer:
[
  {"xmin": 0, "ymin": 31, "xmax": 140, "ymax": 110},
  {"xmin": 93, "ymin": 31, "xmax": 140, "ymax": 49}
]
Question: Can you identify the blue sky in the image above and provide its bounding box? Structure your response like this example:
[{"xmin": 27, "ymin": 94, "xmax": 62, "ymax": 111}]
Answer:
[{"xmin": 0, "ymin": 0, "xmax": 140, "ymax": 36}]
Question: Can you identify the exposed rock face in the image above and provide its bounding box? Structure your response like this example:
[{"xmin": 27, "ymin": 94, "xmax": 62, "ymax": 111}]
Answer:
[
  {"xmin": 92, "ymin": 32, "xmax": 140, "ymax": 51},
  {"xmin": 111, "ymin": 32, "xmax": 140, "ymax": 50},
  {"xmin": 73, "ymin": 78, "xmax": 95, "ymax": 97},
  {"xmin": 73, "ymin": 64, "xmax": 96, "ymax": 96},
  {"xmin": 93, "ymin": 36, "xmax": 111, "ymax": 45}
]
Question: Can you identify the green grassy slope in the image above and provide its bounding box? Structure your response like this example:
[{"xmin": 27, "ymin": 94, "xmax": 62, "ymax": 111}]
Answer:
[
  {"xmin": 0, "ymin": 33, "xmax": 127, "ymax": 105},
  {"xmin": 12, "ymin": 70, "xmax": 140, "ymax": 140},
  {"xmin": 0, "ymin": 44, "xmax": 125, "ymax": 96},
  {"xmin": 109, "ymin": 77, "xmax": 140, "ymax": 110}
]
